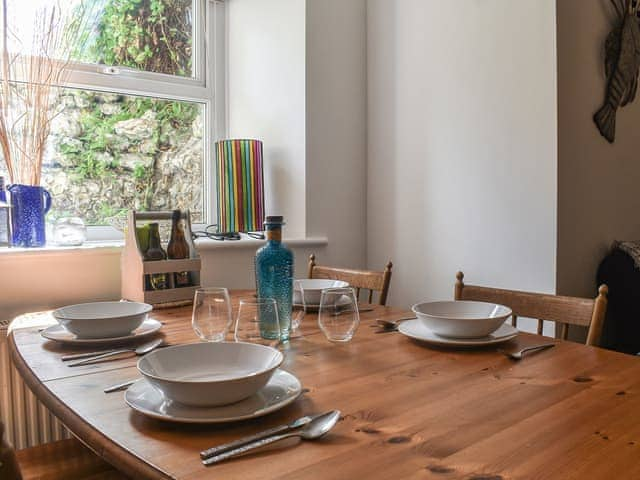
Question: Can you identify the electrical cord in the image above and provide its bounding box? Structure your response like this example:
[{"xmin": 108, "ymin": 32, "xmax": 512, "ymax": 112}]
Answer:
[{"xmin": 191, "ymin": 225, "xmax": 265, "ymax": 241}]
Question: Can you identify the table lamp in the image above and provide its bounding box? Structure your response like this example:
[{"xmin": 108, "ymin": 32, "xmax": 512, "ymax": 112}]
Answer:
[{"xmin": 215, "ymin": 139, "xmax": 265, "ymax": 234}]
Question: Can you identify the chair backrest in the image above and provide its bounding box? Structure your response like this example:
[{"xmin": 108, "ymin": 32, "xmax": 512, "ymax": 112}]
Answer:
[
  {"xmin": 454, "ymin": 271, "xmax": 608, "ymax": 346},
  {"xmin": 307, "ymin": 254, "xmax": 393, "ymax": 305}
]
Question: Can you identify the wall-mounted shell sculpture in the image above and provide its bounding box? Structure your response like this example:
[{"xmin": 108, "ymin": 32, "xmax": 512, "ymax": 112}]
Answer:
[{"xmin": 594, "ymin": 0, "xmax": 640, "ymax": 143}]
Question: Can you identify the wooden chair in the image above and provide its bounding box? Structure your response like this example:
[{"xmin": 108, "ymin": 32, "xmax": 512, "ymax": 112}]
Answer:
[
  {"xmin": 307, "ymin": 254, "xmax": 393, "ymax": 305},
  {"xmin": 454, "ymin": 272, "xmax": 608, "ymax": 346},
  {"xmin": 1, "ymin": 421, "xmax": 127, "ymax": 480}
]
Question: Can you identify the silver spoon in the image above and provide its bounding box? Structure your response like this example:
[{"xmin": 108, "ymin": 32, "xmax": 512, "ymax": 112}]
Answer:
[
  {"xmin": 500, "ymin": 343, "xmax": 555, "ymax": 360},
  {"xmin": 67, "ymin": 338, "xmax": 163, "ymax": 367},
  {"xmin": 202, "ymin": 410, "xmax": 341, "ymax": 466}
]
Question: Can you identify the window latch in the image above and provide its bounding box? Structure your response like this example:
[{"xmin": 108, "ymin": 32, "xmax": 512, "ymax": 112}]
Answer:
[{"xmin": 99, "ymin": 66, "xmax": 121, "ymax": 75}]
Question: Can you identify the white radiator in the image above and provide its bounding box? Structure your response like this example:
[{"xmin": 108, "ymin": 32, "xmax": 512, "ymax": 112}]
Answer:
[{"xmin": 0, "ymin": 320, "xmax": 70, "ymax": 449}]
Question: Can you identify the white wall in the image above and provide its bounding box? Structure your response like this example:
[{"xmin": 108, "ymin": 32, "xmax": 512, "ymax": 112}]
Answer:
[
  {"xmin": 367, "ymin": 1, "xmax": 558, "ymax": 329},
  {"xmin": 305, "ymin": 0, "xmax": 367, "ymax": 269},
  {"xmin": 0, "ymin": 248, "xmax": 122, "ymax": 321},
  {"xmin": 226, "ymin": 0, "xmax": 368, "ymax": 268},
  {"xmin": 226, "ymin": 0, "xmax": 307, "ymax": 237}
]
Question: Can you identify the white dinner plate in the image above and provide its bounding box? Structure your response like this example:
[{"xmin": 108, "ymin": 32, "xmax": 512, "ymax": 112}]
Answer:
[
  {"xmin": 125, "ymin": 369, "xmax": 302, "ymax": 424},
  {"xmin": 293, "ymin": 279, "xmax": 350, "ymax": 305},
  {"xmin": 293, "ymin": 295, "xmax": 353, "ymax": 311},
  {"xmin": 138, "ymin": 342, "xmax": 284, "ymax": 407},
  {"xmin": 41, "ymin": 318, "xmax": 162, "ymax": 345},
  {"xmin": 398, "ymin": 319, "xmax": 518, "ymax": 347},
  {"xmin": 53, "ymin": 301, "xmax": 151, "ymax": 339}
]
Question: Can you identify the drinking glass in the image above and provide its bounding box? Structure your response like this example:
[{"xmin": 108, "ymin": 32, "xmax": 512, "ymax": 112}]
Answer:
[
  {"xmin": 291, "ymin": 303, "xmax": 306, "ymax": 331},
  {"xmin": 192, "ymin": 288, "xmax": 232, "ymax": 342},
  {"xmin": 234, "ymin": 297, "xmax": 280, "ymax": 347},
  {"xmin": 318, "ymin": 287, "xmax": 360, "ymax": 342},
  {"xmin": 291, "ymin": 281, "xmax": 307, "ymax": 331}
]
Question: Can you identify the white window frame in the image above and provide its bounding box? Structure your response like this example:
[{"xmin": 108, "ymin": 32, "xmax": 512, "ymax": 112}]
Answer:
[{"xmin": 5, "ymin": 0, "xmax": 226, "ymax": 239}]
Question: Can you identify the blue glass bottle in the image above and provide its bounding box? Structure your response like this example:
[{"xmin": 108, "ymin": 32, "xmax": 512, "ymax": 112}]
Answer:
[{"xmin": 255, "ymin": 216, "xmax": 294, "ymax": 341}]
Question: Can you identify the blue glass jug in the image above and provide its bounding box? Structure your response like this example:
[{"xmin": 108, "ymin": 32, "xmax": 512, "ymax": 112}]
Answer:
[{"xmin": 8, "ymin": 184, "xmax": 52, "ymax": 247}]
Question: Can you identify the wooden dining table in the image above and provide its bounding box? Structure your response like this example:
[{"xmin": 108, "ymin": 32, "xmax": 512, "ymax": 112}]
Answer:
[{"xmin": 8, "ymin": 292, "xmax": 640, "ymax": 480}]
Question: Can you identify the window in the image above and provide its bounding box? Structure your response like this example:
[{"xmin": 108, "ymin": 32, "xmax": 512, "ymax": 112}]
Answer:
[{"xmin": 0, "ymin": 0, "xmax": 224, "ymax": 230}]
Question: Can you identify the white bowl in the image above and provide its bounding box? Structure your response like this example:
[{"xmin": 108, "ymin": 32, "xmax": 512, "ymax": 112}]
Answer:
[
  {"xmin": 293, "ymin": 279, "xmax": 349, "ymax": 305},
  {"xmin": 53, "ymin": 301, "xmax": 152, "ymax": 339},
  {"xmin": 411, "ymin": 301, "xmax": 512, "ymax": 339},
  {"xmin": 137, "ymin": 342, "xmax": 284, "ymax": 407}
]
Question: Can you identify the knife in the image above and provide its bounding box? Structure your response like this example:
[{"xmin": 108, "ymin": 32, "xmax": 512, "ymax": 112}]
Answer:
[
  {"xmin": 199, "ymin": 414, "xmax": 315, "ymax": 459},
  {"xmin": 62, "ymin": 349, "xmax": 120, "ymax": 361},
  {"xmin": 62, "ymin": 342, "xmax": 173, "ymax": 361},
  {"xmin": 103, "ymin": 379, "xmax": 137, "ymax": 393}
]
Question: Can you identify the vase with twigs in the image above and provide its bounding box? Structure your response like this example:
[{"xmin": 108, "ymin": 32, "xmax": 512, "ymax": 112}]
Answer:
[{"xmin": 0, "ymin": 0, "xmax": 88, "ymax": 246}]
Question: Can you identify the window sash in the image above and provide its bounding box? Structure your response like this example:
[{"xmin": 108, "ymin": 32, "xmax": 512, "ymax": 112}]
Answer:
[
  {"xmin": 62, "ymin": 0, "xmax": 206, "ymax": 91},
  {"xmin": 63, "ymin": 0, "xmax": 208, "ymax": 100}
]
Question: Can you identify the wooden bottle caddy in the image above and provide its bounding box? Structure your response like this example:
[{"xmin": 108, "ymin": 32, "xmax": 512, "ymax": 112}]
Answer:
[{"xmin": 121, "ymin": 210, "xmax": 201, "ymax": 307}]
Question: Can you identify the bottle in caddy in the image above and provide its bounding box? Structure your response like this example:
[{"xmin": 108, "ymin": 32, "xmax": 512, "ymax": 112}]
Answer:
[
  {"xmin": 255, "ymin": 216, "xmax": 294, "ymax": 341},
  {"xmin": 145, "ymin": 222, "xmax": 170, "ymax": 290},
  {"xmin": 167, "ymin": 209, "xmax": 192, "ymax": 287}
]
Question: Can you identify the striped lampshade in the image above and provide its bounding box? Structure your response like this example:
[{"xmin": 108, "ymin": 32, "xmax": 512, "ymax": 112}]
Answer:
[{"xmin": 215, "ymin": 139, "xmax": 265, "ymax": 233}]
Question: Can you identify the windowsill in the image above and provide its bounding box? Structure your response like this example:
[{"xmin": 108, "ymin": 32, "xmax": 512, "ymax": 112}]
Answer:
[
  {"xmin": 0, "ymin": 241, "xmax": 124, "ymax": 257},
  {"xmin": 0, "ymin": 236, "xmax": 329, "ymax": 257}
]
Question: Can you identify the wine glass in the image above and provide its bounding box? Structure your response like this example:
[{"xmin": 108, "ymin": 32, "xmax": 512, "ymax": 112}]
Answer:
[
  {"xmin": 234, "ymin": 297, "xmax": 280, "ymax": 347},
  {"xmin": 318, "ymin": 287, "xmax": 360, "ymax": 342},
  {"xmin": 192, "ymin": 288, "xmax": 232, "ymax": 342}
]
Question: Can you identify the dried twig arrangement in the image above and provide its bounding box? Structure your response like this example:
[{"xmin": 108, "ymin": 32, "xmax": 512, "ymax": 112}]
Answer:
[{"xmin": 0, "ymin": 1, "xmax": 88, "ymax": 185}]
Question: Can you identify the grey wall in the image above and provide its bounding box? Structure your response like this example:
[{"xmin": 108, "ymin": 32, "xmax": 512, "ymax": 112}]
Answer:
[{"xmin": 556, "ymin": 0, "xmax": 640, "ymax": 297}]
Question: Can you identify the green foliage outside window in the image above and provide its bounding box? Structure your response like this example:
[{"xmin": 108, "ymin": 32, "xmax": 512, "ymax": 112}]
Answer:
[
  {"xmin": 91, "ymin": 0, "xmax": 193, "ymax": 77},
  {"xmin": 48, "ymin": 0, "xmax": 201, "ymax": 226}
]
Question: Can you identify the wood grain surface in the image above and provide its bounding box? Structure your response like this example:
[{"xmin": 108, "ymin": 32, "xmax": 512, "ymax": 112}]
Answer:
[
  {"xmin": 8, "ymin": 292, "xmax": 640, "ymax": 480},
  {"xmin": 16, "ymin": 438, "xmax": 128, "ymax": 480}
]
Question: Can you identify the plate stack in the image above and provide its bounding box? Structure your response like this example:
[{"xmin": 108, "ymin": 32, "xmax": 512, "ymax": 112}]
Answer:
[
  {"xmin": 126, "ymin": 342, "xmax": 302, "ymax": 423},
  {"xmin": 293, "ymin": 279, "xmax": 349, "ymax": 310},
  {"xmin": 41, "ymin": 301, "xmax": 161, "ymax": 344},
  {"xmin": 399, "ymin": 301, "xmax": 518, "ymax": 347}
]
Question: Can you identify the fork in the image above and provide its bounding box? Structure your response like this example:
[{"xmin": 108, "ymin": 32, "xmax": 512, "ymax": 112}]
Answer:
[{"xmin": 500, "ymin": 343, "xmax": 555, "ymax": 360}]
